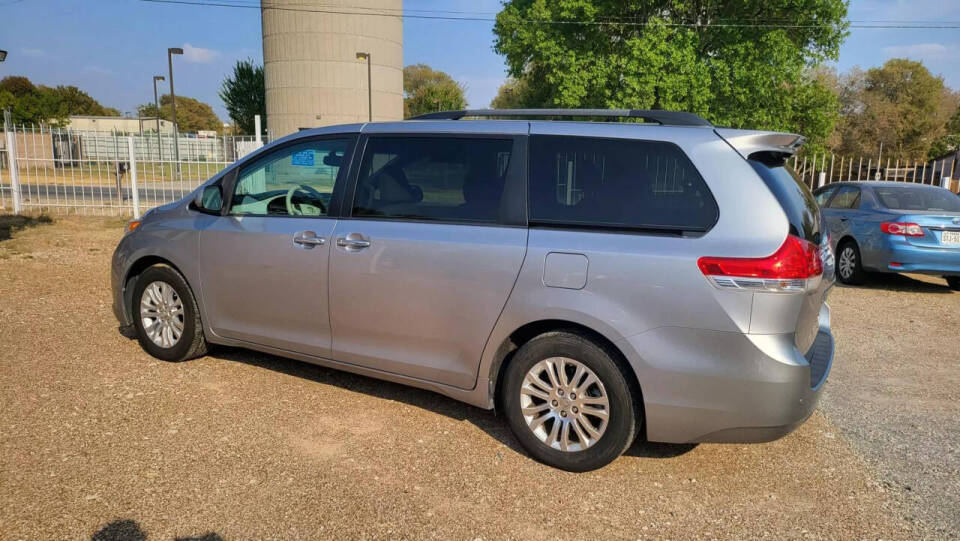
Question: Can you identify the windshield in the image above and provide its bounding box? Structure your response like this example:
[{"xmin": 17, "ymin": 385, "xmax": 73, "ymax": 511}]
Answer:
[{"xmin": 874, "ymin": 186, "xmax": 960, "ymax": 212}]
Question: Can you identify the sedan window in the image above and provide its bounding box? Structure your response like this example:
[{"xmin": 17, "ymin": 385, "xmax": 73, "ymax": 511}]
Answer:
[
  {"xmin": 874, "ymin": 186, "xmax": 960, "ymax": 212},
  {"xmin": 814, "ymin": 186, "xmax": 836, "ymax": 206},
  {"xmin": 827, "ymin": 187, "xmax": 861, "ymax": 209}
]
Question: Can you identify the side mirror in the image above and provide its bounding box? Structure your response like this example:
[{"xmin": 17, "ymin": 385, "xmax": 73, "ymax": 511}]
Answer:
[{"xmin": 192, "ymin": 184, "xmax": 222, "ymax": 214}]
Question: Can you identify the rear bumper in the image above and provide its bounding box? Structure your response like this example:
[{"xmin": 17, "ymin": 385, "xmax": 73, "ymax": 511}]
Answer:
[
  {"xmin": 868, "ymin": 238, "xmax": 960, "ymax": 276},
  {"xmin": 618, "ymin": 305, "xmax": 834, "ymax": 444}
]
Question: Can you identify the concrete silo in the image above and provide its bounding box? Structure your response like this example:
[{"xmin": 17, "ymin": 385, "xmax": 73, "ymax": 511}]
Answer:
[{"xmin": 261, "ymin": 0, "xmax": 404, "ymax": 138}]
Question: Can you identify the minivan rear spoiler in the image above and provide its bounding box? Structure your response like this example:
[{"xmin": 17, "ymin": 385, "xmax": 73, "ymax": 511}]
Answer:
[{"xmin": 714, "ymin": 129, "xmax": 806, "ymax": 160}]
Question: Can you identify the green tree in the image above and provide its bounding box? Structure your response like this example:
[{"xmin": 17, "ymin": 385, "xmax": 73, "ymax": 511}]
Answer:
[
  {"xmin": 835, "ymin": 59, "xmax": 954, "ymax": 160},
  {"xmin": 138, "ymin": 94, "xmax": 221, "ymax": 133},
  {"xmin": 42, "ymin": 85, "xmax": 119, "ymax": 119},
  {"xmin": 219, "ymin": 59, "xmax": 265, "ymax": 135},
  {"xmin": 0, "ymin": 76, "xmax": 119, "ymax": 126},
  {"xmin": 492, "ymin": 0, "xmax": 848, "ymax": 145},
  {"xmin": 403, "ymin": 64, "xmax": 467, "ymax": 118},
  {"xmin": 926, "ymin": 105, "xmax": 960, "ymax": 159},
  {"xmin": 490, "ymin": 77, "xmax": 533, "ymax": 109}
]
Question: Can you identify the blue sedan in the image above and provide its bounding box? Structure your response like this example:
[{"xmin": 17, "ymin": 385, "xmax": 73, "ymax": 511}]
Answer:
[{"xmin": 813, "ymin": 182, "xmax": 960, "ymax": 289}]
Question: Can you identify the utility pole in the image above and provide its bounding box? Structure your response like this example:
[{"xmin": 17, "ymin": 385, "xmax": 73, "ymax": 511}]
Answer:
[
  {"xmin": 153, "ymin": 75, "xmax": 165, "ymax": 160},
  {"xmin": 167, "ymin": 47, "xmax": 183, "ymax": 175},
  {"xmin": 356, "ymin": 52, "xmax": 372, "ymax": 122}
]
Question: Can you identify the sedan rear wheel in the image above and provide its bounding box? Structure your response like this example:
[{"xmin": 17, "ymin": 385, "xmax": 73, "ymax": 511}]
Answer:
[{"xmin": 837, "ymin": 242, "xmax": 866, "ymax": 285}]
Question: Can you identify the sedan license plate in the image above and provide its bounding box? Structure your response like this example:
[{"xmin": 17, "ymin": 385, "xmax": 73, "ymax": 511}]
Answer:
[{"xmin": 942, "ymin": 231, "xmax": 960, "ymax": 245}]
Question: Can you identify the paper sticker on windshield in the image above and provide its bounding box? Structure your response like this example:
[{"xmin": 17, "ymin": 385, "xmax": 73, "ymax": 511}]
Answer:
[{"xmin": 291, "ymin": 150, "xmax": 315, "ymax": 167}]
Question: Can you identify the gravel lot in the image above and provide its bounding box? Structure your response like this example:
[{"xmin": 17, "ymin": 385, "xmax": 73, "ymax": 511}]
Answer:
[{"xmin": 0, "ymin": 217, "xmax": 956, "ymax": 540}]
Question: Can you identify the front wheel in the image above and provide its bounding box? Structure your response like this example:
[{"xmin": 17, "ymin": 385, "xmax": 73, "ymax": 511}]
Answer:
[
  {"xmin": 132, "ymin": 265, "xmax": 207, "ymax": 362},
  {"xmin": 502, "ymin": 331, "xmax": 640, "ymax": 472},
  {"xmin": 947, "ymin": 276, "xmax": 960, "ymax": 291}
]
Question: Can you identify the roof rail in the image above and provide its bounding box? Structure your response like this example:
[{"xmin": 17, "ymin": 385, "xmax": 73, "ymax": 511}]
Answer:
[{"xmin": 409, "ymin": 108, "xmax": 712, "ymax": 127}]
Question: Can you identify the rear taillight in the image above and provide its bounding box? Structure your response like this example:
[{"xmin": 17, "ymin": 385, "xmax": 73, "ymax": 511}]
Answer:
[
  {"xmin": 698, "ymin": 235, "xmax": 823, "ymax": 293},
  {"xmin": 880, "ymin": 222, "xmax": 924, "ymax": 237}
]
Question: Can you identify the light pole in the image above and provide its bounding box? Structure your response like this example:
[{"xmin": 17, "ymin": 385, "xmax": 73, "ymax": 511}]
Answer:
[
  {"xmin": 152, "ymin": 75, "xmax": 165, "ymax": 160},
  {"xmin": 356, "ymin": 52, "xmax": 372, "ymax": 122},
  {"xmin": 167, "ymin": 47, "xmax": 183, "ymax": 174}
]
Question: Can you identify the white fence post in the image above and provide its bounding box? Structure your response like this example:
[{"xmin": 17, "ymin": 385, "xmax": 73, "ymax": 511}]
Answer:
[
  {"xmin": 818, "ymin": 172, "xmax": 826, "ymax": 187},
  {"xmin": 5, "ymin": 130, "xmax": 22, "ymax": 214},
  {"xmin": 128, "ymin": 137, "xmax": 140, "ymax": 218},
  {"xmin": 255, "ymin": 115, "xmax": 262, "ymax": 146},
  {"xmin": 942, "ymin": 176, "xmax": 951, "ymax": 189}
]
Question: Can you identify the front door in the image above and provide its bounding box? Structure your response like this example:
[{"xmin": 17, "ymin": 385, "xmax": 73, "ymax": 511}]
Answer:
[
  {"xmin": 328, "ymin": 135, "xmax": 528, "ymax": 389},
  {"xmin": 199, "ymin": 136, "xmax": 355, "ymax": 358}
]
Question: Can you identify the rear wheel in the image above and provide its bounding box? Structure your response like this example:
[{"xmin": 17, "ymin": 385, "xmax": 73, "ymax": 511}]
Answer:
[
  {"xmin": 132, "ymin": 265, "xmax": 207, "ymax": 362},
  {"xmin": 836, "ymin": 241, "xmax": 867, "ymax": 285},
  {"xmin": 947, "ymin": 277, "xmax": 960, "ymax": 291},
  {"xmin": 502, "ymin": 331, "xmax": 640, "ymax": 472}
]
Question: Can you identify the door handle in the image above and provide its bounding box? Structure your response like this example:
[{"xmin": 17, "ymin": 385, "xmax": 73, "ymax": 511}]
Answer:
[
  {"xmin": 293, "ymin": 231, "xmax": 325, "ymax": 248},
  {"xmin": 336, "ymin": 234, "xmax": 371, "ymax": 250}
]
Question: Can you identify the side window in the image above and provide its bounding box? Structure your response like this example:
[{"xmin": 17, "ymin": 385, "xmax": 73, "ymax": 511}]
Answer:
[
  {"xmin": 828, "ymin": 187, "xmax": 861, "ymax": 209},
  {"xmin": 352, "ymin": 137, "xmax": 513, "ymax": 223},
  {"xmin": 230, "ymin": 138, "xmax": 352, "ymax": 216},
  {"xmin": 815, "ymin": 187, "xmax": 836, "ymax": 206},
  {"xmin": 528, "ymin": 135, "xmax": 718, "ymax": 231}
]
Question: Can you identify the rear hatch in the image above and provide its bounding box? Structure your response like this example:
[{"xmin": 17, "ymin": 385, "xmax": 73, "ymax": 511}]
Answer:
[
  {"xmin": 747, "ymin": 157, "xmax": 833, "ymax": 353},
  {"xmin": 715, "ymin": 129, "xmax": 833, "ymax": 355}
]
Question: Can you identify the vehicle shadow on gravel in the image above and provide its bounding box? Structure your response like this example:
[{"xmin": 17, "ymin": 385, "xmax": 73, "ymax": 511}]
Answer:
[
  {"xmin": 91, "ymin": 519, "xmax": 222, "ymax": 541},
  {"xmin": 839, "ymin": 273, "xmax": 955, "ymax": 294},
  {"xmin": 211, "ymin": 346, "xmax": 696, "ymax": 460},
  {"xmin": 0, "ymin": 214, "xmax": 53, "ymax": 242}
]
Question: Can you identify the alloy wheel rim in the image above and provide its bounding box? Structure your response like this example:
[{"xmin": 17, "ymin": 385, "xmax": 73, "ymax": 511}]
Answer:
[
  {"xmin": 839, "ymin": 247, "xmax": 855, "ymax": 279},
  {"xmin": 140, "ymin": 281, "xmax": 184, "ymax": 348},
  {"xmin": 519, "ymin": 357, "xmax": 610, "ymax": 452}
]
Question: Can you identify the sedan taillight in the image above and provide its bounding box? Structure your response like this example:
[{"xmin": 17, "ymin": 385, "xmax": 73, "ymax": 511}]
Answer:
[{"xmin": 880, "ymin": 222, "xmax": 924, "ymax": 237}]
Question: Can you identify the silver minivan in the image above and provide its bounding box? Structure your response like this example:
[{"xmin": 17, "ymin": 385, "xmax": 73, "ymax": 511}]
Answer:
[{"xmin": 112, "ymin": 109, "xmax": 835, "ymax": 471}]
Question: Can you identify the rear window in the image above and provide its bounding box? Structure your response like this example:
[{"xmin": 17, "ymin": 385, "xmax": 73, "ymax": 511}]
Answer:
[
  {"xmin": 874, "ymin": 186, "xmax": 960, "ymax": 212},
  {"xmin": 749, "ymin": 158, "xmax": 821, "ymax": 243},
  {"xmin": 528, "ymin": 135, "xmax": 718, "ymax": 232}
]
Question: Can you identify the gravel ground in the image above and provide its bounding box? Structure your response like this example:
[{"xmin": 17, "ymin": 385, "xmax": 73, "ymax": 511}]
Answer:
[
  {"xmin": 822, "ymin": 273, "xmax": 960, "ymax": 539},
  {"xmin": 0, "ymin": 217, "xmax": 952, "ymax": 540}
]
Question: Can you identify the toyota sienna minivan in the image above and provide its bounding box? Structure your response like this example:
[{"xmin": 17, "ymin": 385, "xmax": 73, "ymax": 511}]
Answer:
[{"xmin": 112, "ymin": 109, "xmax": 836, "ymax": 471}]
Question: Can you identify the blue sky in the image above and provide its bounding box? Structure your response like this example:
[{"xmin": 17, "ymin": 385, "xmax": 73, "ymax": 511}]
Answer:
[{"xmin": 1, "ymin": 0, "xmax": 959, "ymax": 121}]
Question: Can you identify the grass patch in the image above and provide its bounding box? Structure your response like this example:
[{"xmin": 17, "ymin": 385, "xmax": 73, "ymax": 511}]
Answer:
[{"xmin": 0, "ymin": 214, "xmax": 54, "ymax": 242}]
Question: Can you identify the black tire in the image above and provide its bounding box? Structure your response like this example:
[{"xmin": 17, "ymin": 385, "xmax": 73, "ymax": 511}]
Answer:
[
  {"xmin": 836, "ymin": 240, "xmax": 867, "ymax": 285},
  {"xmin": 946, "ymin": 276, "xmax": 960, "ymax": 291},
  {"xmin": 131, "ymin": 265, "xmax": 207, "ymax": 362},
  {"xmin": 501, "ymin": 331, "xmax": 640, "ymax": 472}
]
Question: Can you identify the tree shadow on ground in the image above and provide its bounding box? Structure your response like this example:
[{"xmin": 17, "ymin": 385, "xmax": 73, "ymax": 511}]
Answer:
[
  {"xmin": 211, "ymin": 346, "xmax": 696, "ymax": 461},
  {"xmin": 0, "ymin": 214, "xmax": 53, "ymax": 242},
  {"xmin": 838, "ymin": 272, "xmax": 956, "ymax": 294},
  {"xmin": 91, "ymin": 519, "xmax": 222, "ymax": 541}
]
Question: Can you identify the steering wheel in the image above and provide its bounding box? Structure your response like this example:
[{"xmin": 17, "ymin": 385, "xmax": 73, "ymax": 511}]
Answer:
[{"xmin": 285, "ymin": 184, "xmax": 327, "ymax": 216}]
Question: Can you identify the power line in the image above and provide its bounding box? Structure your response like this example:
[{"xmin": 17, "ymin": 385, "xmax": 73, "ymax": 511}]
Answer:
[{"xmin": 136, "ymin": 0, "xmax": 960, "ymax": 29}]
